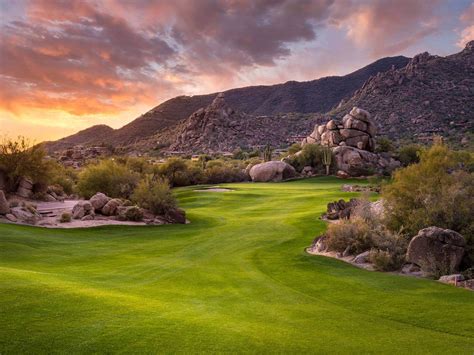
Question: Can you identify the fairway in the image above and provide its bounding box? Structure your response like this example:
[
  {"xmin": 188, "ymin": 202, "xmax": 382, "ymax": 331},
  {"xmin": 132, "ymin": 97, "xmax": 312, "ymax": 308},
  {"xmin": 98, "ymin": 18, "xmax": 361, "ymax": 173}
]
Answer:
[{"xmin": 1, "ymin": 177, "xmax": 473, "ymax": 353}]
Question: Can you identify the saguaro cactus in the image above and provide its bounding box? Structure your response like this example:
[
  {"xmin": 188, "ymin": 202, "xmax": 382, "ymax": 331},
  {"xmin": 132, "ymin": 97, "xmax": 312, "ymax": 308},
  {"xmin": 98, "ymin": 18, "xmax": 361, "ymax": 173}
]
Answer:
[
  {"xmin": 322, "ymin": 146, "xmax": 332, "ymax": 175},
  {"xmin": 263, "ymin": 144, "xmax": 273, "ymax": 162}
]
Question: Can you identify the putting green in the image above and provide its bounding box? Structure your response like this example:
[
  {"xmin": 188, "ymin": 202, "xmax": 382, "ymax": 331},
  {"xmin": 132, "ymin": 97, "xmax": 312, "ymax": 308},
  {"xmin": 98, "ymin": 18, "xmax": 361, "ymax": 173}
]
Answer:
[{"xmin": 1, "ymin": 177, "xmax": 473, "ymax": 353}]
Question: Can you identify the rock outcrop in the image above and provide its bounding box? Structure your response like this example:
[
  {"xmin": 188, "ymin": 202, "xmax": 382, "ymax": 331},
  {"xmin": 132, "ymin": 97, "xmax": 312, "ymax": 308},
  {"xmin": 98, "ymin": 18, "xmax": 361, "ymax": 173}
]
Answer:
[
  {"xmin": 407, "ymin": 227, "xmax": 466, "ymax": 273},
  {"xmin": 16, "ymin": 177, "xmax": 33, "ymax": 198},
  {"xmin": 301, "ymin": 107, "xmax": 400, "ymax": 176},
  {"xmin": 89, "ymin": 192, "xmax": 110, "ymax": 211},
  {"xmin": 303, "ymin": 107, "xmax": 376, "ymax": 151},
  {"xmin": 249, "ymin": 161, "xmax": 296, "ymax": 182},
  {"xmin": 72, "ymin": 201, "xmax": 94, "ymax": 219}
]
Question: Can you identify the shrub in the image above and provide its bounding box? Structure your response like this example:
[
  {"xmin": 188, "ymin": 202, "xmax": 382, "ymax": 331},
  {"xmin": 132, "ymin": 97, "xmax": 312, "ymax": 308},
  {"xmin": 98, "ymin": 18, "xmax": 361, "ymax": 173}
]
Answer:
[
  {"xmin": 76, "ymin": 160, "xmax": 139, "ymax": 199},
  {"xmin": 369, "ymin": 249, "xmax": 405, "ymax": 271},
  {"xmin": 132, "ymin": 176, "xmax": 176, "ymax": 215},
  {"xmin": 0, "ymin": 136, "xmax": 54, "ymax": 192},
  {"xmin": 375, "ymin": 137, "xmax": 394, "ymax": 153},
  {"xmin": 125, "ymin": 206, "xmax": 143, "ymax": 221},
  {"xmin": 383, "ymin": 142, "xmax": 474, "ymax": 238},
  {"xmin": 288, "ymin": 143, "xmax": 301, "ymax": 155},
  {"xmin": 326, "ymin": 218, "xmax": 373, "ymax": 254},
  {"xmin": 59, "ymin": 212, "xmax": 72, "ymax": 223},
  {"xmin": 205, "ymin": 163, "xmax": 247, "ymax": 184},
  {"xmin": 158, "ymin": 158, "xmax": 188, "ymax": 187},
  {"xmin": 397, "ymin": 144, "xmax": 421, "ymax": 166}
]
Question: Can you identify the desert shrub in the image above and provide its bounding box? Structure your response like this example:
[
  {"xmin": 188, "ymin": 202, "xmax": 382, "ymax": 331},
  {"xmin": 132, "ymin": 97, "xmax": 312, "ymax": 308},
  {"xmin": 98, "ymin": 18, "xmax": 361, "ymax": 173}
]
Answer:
[
  {"xmin": 0, "ymin": 136, "xmax": 54, "ymax": 192},
  {"xmin": 326, "ymin": 218, "xmax": 373, "ymax": 254},
  {"xmin": 125, "ymin": 206, "xmax": 144, "ymax": 221},
  {"xmin": 288, "ymin": 143, "xmax": 301, "ymax": 155},
  {"xmin": 297, "ymin": 144, "xmax": 323, "ymax": 169},
  {"xmin": 31, "ymin": 192, "xmax": 50, "ymax": 201},
  {"xmin": 59, "ymin": 212, "xmax": 72, "ymax": 223},
  {"xmin": 461, "ymin": 267, "xmax": 474, "ymax": 280},
  {"xmin": 205, "ymin": 163, "xmax": 247, "ymax": 184},
  {"xmin": 368, "ymin": 228, "xmax": 407, "ymax": 271},
  {"xmin": 232, "ymin": 148, "xmax": 248, "ymax": 160},
  {"xmin": 383, "ymin": 142, "xmax": 474, "ymax": 239},
  {"xmin": 9, "ymin": 200, "xmax": 20, "ymax": 208},
  {"xmin": 126, "ymin": 157, "xmax": 152, "ymax": 174},
  {"xmin": 397, "ymin": 144, "xmax": 421, "ymax": 166},
  {"xmin": 76, "ymin": 160, "xmax": 139, "ymax": 199},
  {"xmin": 132, "ymin": 176, "xmax": 176, "ymax": 215},
  {"xmin": 158, "ymin": 158, "xmax": 188, "ymax": 187},
  {"xmin": 369, "ymin": 249, "xmax": 405, "ymax": 271},
  {"xmin": 376, "ymin": 137, "xmax": 394, "ymax": 153}
]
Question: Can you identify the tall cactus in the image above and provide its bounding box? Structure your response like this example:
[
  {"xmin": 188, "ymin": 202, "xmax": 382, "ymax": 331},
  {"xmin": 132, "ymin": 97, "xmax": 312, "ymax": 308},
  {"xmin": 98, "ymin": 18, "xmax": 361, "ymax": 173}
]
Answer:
[
  {"xmin": 322, "ymin": 145, "xmax": 332, "ymax": 175},
  {"xmin": 263, "ymin": 144, "xmax": 273, "ymax": 162}
]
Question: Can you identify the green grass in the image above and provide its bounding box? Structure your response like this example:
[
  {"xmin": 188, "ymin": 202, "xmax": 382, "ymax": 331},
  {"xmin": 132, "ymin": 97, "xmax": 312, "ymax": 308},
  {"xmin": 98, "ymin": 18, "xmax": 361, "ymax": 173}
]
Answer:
[{"xmin": 1, "ymin": 177, "xmax": 473, "ymax": 353}]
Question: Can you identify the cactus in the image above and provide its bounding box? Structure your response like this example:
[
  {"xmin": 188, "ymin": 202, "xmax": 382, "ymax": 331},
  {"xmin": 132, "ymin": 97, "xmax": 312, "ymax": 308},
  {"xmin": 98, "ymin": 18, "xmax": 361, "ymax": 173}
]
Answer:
[
  {"xmin": 263, "ymin": 144, "xmax": 273, "ymax": 162},
  {"xmin": 322, "ymin": 145, "xmax": 332, "ymax": 175}
]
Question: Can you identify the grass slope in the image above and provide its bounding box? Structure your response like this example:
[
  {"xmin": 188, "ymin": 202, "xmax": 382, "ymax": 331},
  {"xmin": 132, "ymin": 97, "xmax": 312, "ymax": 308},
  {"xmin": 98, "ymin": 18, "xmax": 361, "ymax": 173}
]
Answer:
[{"xmin": 1, "ymin": 177, "xmax": 473, "ymax": 353}]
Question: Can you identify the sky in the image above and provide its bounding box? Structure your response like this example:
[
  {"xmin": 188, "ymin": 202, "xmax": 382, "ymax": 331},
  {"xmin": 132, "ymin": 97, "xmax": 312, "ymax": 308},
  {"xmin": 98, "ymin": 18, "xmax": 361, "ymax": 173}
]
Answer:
[{"xmin": 1, "ymin": 0, "xmax": 473, "ymax": 142}]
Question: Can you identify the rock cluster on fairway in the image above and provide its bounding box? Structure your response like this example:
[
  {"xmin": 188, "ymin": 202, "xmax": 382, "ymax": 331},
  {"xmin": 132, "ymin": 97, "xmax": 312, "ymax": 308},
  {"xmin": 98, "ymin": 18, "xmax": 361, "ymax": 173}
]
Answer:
[
  {"xmin": 407, "ymin": 227, "xmax": 466, "ymax": 273},
  {"xmin": 249, "ymin": 161, "xmax": 296, "ymax": 182},
  {"xmin": 301, "ymin": 107, "xmax": 400, "ymax": 176}
]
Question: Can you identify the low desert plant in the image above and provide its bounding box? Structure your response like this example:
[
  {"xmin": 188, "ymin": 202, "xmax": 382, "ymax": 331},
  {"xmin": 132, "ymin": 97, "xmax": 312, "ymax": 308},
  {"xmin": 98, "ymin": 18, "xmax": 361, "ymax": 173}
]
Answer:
[
  {"xmin": 397, "ymin": 144, "xmax": 421, "ymax": 166},
  {"xmin": 59, "ymin": 212, "xmax": 72, "ymax": 223},
  {"xmin": 125, "ymin": 206, "xmax": 143, "ymax": 221},
  {"xmin": 326, "ymin": 218, "xmax": 373, "ymax": 254},
  {"xmin": 369, "ymin": 249, "xmax": 405, "ymax": 271}
]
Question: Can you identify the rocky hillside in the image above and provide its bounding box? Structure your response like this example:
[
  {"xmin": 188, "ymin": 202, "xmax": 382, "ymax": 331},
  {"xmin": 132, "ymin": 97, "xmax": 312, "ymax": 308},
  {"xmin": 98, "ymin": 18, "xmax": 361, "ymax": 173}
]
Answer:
[
  {"xmin": 45, "ymin": 125, "xmax": 114, "ymax": 152},
  {"xmin": 44, "ymin": 56, "xmax": 408, "ymax": 152},
  {"xmin": 331, "ymin": 41, "xmax": 474, "ymax": 141}
]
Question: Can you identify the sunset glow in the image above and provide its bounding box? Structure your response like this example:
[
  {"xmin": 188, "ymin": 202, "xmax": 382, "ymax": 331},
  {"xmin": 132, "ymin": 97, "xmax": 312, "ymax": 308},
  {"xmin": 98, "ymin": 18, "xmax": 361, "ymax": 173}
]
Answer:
[{"xmin": 1, "ymin": 0, "xmax": 473, "ymax": 141}]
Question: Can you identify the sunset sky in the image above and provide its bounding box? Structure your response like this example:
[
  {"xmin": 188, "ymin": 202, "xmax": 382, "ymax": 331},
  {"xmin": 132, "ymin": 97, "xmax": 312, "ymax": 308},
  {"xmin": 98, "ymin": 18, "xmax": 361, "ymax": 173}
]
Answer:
[{"xmin": 1, "ymin": 0, "xmax": 473, "ymax": 142}]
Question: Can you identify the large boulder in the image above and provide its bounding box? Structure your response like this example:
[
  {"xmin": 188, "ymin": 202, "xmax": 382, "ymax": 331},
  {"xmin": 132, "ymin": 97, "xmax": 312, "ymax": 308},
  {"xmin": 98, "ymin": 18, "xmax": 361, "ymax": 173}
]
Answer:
[
  {"xmin": 249, "ymin": 161, "xmax": 296, "ymax": 182},
  {"xmin": 165, "ymin": 208, "xmax": 186, "ymax": 224},
  {"xmin": 89, "ymin": 192, "xmax": 110, "ymax": 212},
  {"xmin": 72, "ymin": 201, "xmax": 94, "ymax": 219},
  {"xmin": 101, "ymin": 198, "xmax": 122, "ymax": 216},
  {"xmin": 11, "ymin": 206, "xmax": 40, "ymax": 225},
  {"xmin": 16, "ymin": 177, "xmax": 33, "ymax": 198},
  {"xmin": 0, "ymin": 190, "xmax": 9, "ymax": 215},
  {"xmin": 407, "ymin": 227, "xmax": 466, "ymax": 273}
]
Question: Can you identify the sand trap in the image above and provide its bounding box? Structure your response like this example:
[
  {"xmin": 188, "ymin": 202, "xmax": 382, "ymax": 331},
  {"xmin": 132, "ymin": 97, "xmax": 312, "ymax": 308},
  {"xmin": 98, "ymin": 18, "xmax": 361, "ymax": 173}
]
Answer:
[{"xmin": 194, "ymin": 188, "xmax": 233, "ymax": 192}]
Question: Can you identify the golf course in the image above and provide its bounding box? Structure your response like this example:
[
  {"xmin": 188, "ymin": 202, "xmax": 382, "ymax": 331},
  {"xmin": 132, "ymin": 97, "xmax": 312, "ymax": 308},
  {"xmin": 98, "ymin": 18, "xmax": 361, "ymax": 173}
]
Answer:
[{"xmin": 1, "ymin": 177, "xmax": 473, "ymax": 353}]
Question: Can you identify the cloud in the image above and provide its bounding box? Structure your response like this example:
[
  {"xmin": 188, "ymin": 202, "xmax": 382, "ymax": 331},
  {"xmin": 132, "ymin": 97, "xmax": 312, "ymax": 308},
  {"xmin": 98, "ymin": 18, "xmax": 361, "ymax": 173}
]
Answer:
[
  {"xmin": 457, "ymin": 2, "xmax": 474, "ymax": 47},
  {"xmin": 331, "ymin": 0, "xmax": 441, "ymax": 56}
]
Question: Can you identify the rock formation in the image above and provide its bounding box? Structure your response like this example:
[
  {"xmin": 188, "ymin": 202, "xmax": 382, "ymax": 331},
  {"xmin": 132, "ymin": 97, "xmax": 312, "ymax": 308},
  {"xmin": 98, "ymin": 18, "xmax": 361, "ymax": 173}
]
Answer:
[{"xmin": 301, "ymin": 107, "xmax": 400, "ymax": 176}]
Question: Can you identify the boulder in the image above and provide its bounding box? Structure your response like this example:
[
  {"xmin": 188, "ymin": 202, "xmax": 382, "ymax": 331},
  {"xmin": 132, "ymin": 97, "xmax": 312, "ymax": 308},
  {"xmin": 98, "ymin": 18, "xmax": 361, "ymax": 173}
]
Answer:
[
  {"xmin": 301, "ymin": 166, "xmax": 315, "ymax": 177},
  {"xmin": 353, "ymin": 251, "xmax": 370, "ymax": 264},
  {"xmin": 336, "ymin": 170, "xmax": 350, "ymax": 179},
  {"xmin": 72, "ymin": 201, "xmax": 94, "ymax": 219},
  {"xmin": 89, "ymin": 192, "xmax": 110, "ymax": 212},
  {"xmin": 0, "ymin": 190, "xmax": 9, "ymax": 215},
  {"xmin": 5, "ymin": 213, "xmax": 17, "ymax": 222},
  {"xmin": 11, "ymin": 206, "xmax": 40, "ymax": 225},
  {"xmin": 17, "ymin": 177, "xmax": 33, "ymax": 198},
  {"xmin": 249, "ymin": 161, "xmax": 296, "ymax": 182},
  {"xmin": 438, "ymin": 274, "xmax": 464, "ymax": 285},
  {"xmin": 407, "ymin": 227, "xmax": 466, "ymax": 273},
  {"xmin": 311, "ymin": 235, "xmax": 328, "ymax": 253},
  {"xmin": 349, "ymin": 107, "xmax": 371, "ymax": 122},
  {"xmin": 101, "ymin": 198, "xmax": 122, "ymax": 216},
  {"xmin": 165, "ymin": 208, "xmax": 186, "ymax": 224}
]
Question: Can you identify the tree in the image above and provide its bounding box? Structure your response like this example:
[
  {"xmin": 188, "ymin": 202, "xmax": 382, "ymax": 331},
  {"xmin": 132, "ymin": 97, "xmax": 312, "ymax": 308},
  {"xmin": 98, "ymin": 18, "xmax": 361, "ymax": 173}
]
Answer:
[{"xmin": 0, "ymin": 136, "xmax": 52, "ymax": 192}]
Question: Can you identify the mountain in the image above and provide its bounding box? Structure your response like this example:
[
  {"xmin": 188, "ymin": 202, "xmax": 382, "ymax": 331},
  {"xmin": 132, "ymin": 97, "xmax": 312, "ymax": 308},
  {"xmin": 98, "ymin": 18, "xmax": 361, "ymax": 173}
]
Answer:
[
  {"xmin": 44, "ymin": 56, "xmax": 409, "ymax": 152},
  {"xmin": 44, "ymin": 125, "xmax": 114, "ymax": 152},
  {"xmin": 330, "ymin": 41, "xmax": 474, "ymax": 141}
]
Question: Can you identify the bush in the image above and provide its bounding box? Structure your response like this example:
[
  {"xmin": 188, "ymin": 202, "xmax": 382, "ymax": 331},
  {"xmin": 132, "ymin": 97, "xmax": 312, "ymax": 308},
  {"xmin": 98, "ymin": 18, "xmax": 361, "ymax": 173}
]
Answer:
[
  {"xmin": 59, "ymin": 212, "xmax": 72, "ymax": 223},
  {"xmin": 376, "ymin": 137, "xmax": 394, "ymax": 153},
  {"xmin": 369, "ymin": 249, "xmax": 405, "ymax": 271},
  {"xmin": 76, "ymin": 160, "xmax": 139, "ymax": 199},
  {"xmin": 158, "ymin": 158, "xmax": 188, "ymax": 187},
  {"xmin": 125, "ymin": 206, "xmax": 143, "ymax": 221},
  {"xmin": 205, "ymin": 163, "xmax": 247, "ymax": 184},
  {"xmin": 132, "ymin": 176, "xmax": 176, "ymax": 215},
  {"xmin": 383, "ymin": 142, "xmax": 474, "ymax": 238},
  {"xmin": 397, "ymin": 144, "xmax": 421, "ymax": 166},
  {"xmin": 0, "ymin": 136, "xmax": 54, "ymax": 192},
  {"xmin": 288, "ymin": 143, "xmax": 301, "ymax": 155},
  {"xmin": 326, "ymin": 218, "xmax": 373, "ymax": 254}
]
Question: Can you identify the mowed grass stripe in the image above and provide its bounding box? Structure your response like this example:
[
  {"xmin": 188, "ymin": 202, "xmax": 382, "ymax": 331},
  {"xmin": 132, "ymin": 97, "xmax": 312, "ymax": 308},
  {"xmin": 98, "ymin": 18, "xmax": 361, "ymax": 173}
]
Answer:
[{"xmin": 1, "ymin": 177, "xmax": 473, "ymax": 353}]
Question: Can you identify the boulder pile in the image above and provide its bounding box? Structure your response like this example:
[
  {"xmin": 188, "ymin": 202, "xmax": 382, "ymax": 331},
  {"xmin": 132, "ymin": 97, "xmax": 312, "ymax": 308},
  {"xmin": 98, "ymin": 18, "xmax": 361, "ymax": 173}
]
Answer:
[{"xmin": 301, "ymin": 107, "xmax": 400, "ymax": 176}]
